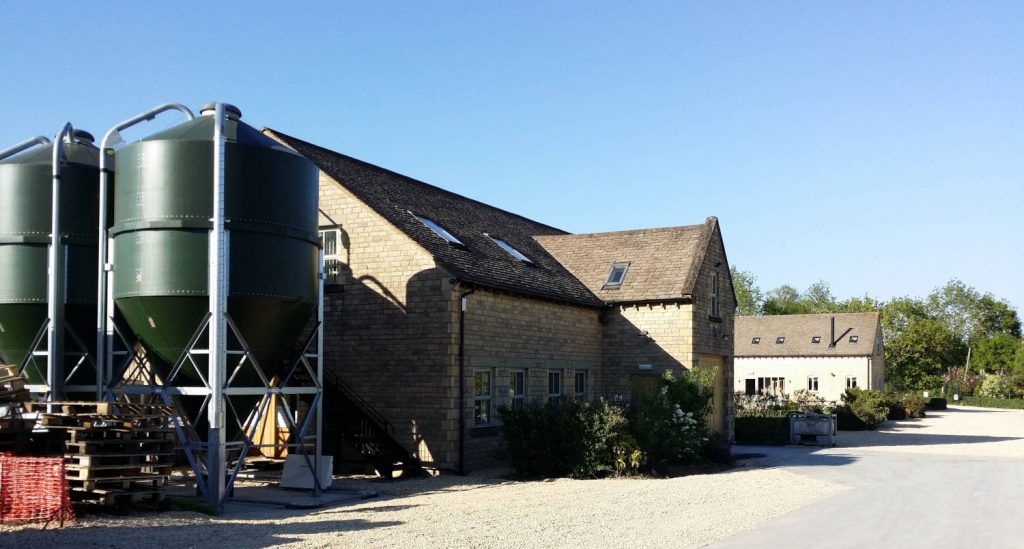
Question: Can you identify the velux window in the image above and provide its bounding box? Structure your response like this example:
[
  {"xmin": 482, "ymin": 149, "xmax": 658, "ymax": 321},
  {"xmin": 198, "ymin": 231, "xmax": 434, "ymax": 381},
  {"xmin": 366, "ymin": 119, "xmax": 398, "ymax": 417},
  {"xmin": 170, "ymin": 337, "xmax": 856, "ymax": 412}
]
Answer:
[
  {"xmin": 751, "ymin": 337, "xmax": 761, "ymax": 344},
  {"xmin": 412, "ymin": 213, "xmax": 463, "ymax": 245},
  {"xmin": 605, "ymin": 262, "xmax": 630, "ymax": 287},
  {"xmin": 776, "ymin": 336, "xmax": 785, "ymax": 344},
  {"xmin": 811, "ymin": 336, "xmax": 821, "ymax": 344},
  {"xmin": 487, "ymin": 234, "xmax": 532, "ymax": 263}
]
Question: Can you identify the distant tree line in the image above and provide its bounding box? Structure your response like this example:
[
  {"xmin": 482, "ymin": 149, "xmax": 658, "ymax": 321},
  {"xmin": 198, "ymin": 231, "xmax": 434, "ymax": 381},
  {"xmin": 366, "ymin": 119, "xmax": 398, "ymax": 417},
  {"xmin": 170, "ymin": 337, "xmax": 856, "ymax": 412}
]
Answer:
[{"xmin": 731, "ymin": 267, "xmax": 1024, "ymax": 395}]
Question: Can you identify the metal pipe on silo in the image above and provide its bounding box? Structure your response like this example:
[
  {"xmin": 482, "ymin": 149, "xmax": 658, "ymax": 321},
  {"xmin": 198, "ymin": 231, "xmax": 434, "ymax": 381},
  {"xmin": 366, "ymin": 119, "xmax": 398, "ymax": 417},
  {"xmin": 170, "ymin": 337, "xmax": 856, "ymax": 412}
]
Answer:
[
  {"xmin": 96, "ymin": 103, "xmax": 194, "ymax": 400},
  {"xmin": 47, "ymin": 123, "xmax": 74, "ymax": 401},
  {"xmin": 0, "ymin": 136, "xmax": 51, "ymax": 161}
]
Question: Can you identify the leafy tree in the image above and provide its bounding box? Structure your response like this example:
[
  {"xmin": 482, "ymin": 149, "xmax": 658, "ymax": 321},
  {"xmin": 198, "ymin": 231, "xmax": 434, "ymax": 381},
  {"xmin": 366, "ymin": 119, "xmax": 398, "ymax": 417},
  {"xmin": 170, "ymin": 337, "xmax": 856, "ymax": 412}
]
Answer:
[
  {"xmin": 971, "ymin": 333, "xmax": 1022, "ymax": 374},
  {"xmin": 762, "ymin": 285, "xmax": 809, "ymax": 315},
  {"xmin": 803, "ymin": 281, "xmax": 838, "ymax": 313},
  {"xmin": 730, "ymin": 266, "xmax": 763, "ymax": 316},
  {"xmin": 838, "ymin": 295, "xmax": 885, "ymax": 313},
  {"xmin": 885, "ymin": 318, "xmax": 966, "ymax": 391},
  {"xmin": 973, "ymin": 295, "xmax": 1021, "ymax": 339}
]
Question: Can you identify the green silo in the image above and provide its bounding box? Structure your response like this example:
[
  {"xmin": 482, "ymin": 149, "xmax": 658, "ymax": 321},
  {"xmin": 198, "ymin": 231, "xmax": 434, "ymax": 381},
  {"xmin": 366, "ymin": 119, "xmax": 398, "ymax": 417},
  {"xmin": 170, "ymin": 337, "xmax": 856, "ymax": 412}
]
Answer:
[
  {"xmin": 110, "ymin": 104, "xmax": 319, "ymax": 390},
  {"xmin": 0, "ymin": 132, "xmax": 99, "ymax": 386}
]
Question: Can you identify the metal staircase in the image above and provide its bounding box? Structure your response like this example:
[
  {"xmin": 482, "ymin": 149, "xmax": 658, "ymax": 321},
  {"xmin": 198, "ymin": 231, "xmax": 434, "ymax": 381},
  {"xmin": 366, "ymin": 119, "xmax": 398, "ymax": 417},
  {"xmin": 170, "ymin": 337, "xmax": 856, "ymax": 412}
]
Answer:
[{"xmin": 320, "ymin": 368, "xmax": 427, "ymax": 478}]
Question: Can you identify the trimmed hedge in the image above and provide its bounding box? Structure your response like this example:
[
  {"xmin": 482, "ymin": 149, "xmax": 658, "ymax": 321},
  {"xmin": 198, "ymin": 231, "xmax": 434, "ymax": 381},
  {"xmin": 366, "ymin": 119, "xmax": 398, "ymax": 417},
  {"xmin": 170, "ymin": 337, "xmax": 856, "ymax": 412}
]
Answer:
[
  {"xmin": 954, "ymin": 396, "xmax": 1024, "ymax": 410},
  {"xmin": 734, "ymin": 411, "xmax": 790, "ymax": 445}
]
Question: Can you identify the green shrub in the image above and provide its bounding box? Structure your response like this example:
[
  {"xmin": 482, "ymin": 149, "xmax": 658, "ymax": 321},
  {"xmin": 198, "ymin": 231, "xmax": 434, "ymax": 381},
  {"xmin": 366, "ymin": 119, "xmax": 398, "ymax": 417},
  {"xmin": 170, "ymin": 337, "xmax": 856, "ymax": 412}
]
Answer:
[
  {"xmin": 901, "ymin": 393, "xmax": 927, "ymax": 418},
  {"xmin": 838, "ymin": 388, "xmax": 888, "ymax": 430},
  {"xmin": 978, "ymin": 375, "xmax": 1018, "ymax": 399},
  {"xmin": 954, "ymin": 396, "xmax": 1024, "ymax": 409},
  {"xmin": 734, "ymin": 410, "xmax": 790, "ymax": 444},
  {"xmin": 498, "ymin": 397, "xmax": 633, "ymax": 478},
  {"xmin": 627, "ymin": 370, "xmax": 714, "ymax": 468}
]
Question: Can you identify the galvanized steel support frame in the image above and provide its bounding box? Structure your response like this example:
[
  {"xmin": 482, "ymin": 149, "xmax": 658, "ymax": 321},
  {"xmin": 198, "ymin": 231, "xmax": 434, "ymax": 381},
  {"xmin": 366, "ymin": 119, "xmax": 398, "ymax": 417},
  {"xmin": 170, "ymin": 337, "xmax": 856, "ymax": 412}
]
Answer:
[{"xmin": 99, "ymin": 102, "xmax": 325, "ymax": 512}]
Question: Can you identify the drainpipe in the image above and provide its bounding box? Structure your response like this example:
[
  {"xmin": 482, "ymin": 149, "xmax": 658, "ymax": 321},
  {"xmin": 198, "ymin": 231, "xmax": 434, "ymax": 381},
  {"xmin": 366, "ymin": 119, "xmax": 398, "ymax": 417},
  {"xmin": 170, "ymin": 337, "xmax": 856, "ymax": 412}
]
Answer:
[{"xmin": 457, "ymin": 283, "xmax": 475, "ymax": 475}]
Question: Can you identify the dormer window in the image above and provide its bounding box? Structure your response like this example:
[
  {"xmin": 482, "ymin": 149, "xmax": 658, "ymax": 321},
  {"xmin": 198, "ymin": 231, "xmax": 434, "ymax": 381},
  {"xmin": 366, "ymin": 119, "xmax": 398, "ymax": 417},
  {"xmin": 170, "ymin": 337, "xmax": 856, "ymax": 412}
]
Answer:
[
  {"xmin": 811, "ymin": 336, "xmax": 821, "ymax": 344},
  {"xmin": 776, "ymin": 337, "xmax": 785, "ymax": 344},
  {"xmin": 487, "ymin": 234, "xmax": 532, "ymax": 263},
  {"xmin": 604, "ymin": 262, "xmax": 630, "ymax": 287},
  {"xmin": 412, "ymin": 213, "xmax": 463, "ymax": 245},
  {"xmin": 751, "ymin": 337, "xmax": 761, "ymax": 344},
  {"xmin": 849, "ymin": 335, "xmax": 859, "ymax": 343}
]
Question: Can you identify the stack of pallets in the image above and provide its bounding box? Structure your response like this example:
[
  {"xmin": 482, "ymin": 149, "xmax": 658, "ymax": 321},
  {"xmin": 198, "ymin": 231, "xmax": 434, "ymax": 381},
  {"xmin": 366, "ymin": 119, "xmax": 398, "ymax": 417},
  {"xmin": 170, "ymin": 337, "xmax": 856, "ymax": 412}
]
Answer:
[
  {"xmin": 24, "ymin": 401, "xmax": 176, "ymax": 507},
  {"xmin": 0, "ymin": 365, "xmax": 33, "ymax": 453}
]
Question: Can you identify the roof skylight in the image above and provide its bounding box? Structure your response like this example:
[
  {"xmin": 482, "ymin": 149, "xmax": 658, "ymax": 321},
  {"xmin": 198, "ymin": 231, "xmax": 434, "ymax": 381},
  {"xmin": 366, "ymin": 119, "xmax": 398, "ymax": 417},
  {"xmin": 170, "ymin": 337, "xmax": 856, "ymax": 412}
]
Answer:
[
  {"xmin": 776, "ymin": 337, "xmax": 785, "ymax": 344},
  {"xmin": 751, "ymin": 337, "xmax": 761, "ymax": 344},
  {"xmin": 811, "ymin": 336, "xmax": 821, "ymax": 344},
  {"xmin": 605, "ymin": 262, "xmax": 630, "ymax": 287},
  {"xmin": 412, "ymin": 213, "xmax": 463, "ymax": 245},
  {"xmin": 488, "ymin": 235, "xmax": 533, "ymax": 263},
  {"xmin": 849, "ymin": 335, "xmax": 859, "ymax": 343}
]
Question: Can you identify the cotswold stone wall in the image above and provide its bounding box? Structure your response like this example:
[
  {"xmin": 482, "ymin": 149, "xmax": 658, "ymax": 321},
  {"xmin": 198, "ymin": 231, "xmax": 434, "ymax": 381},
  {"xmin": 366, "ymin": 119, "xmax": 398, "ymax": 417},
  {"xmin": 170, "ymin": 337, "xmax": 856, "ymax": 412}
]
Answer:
[
  {"xmin": 316, "ymin": 169, "xmax": 458, "ymax": 469},
  {"xmin": 458, "ymin": 286, "xmax": 603, "ymax": 470}
]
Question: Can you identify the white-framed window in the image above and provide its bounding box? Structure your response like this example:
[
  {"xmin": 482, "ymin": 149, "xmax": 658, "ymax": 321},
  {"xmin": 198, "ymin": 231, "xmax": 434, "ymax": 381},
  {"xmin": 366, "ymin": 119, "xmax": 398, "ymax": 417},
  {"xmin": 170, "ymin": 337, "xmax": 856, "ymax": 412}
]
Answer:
[
  {"xmin": 412, "ymin": 212, "xmax": 463, "ymax": 245},
  {"xmin": 710, "ymin": 271, "xmax": 720, "ymax": 317},
  {"xmin": 548, "ymin": 370, "xmax": 562, "ymax": 405},
  {"xmin": 757, "ymin": 376, "xmax": 785, "ymax": 395},
  {"xmin": 604, "ymin": 262, "xmax": 630, "ymax": 287},
  {"xmin": 574, "ymin": 370, "xmax": 587, "ymax": 398},
  {"xmin": 318, "ymin": 228, "xmax": 342, "ymax": 285},
  {"xmin": 509, "ymin": 369, "xmax": 526, "ymax": 410},
  {"xmin": 808, "ymin": 377, "xmax": 819, "ymax": 392},
  {"xmin": 846, "ymin": 376, "xmax": 858, "ymax": 389},
  {"xmin": 473, "ymin": 369, "xmax": 492, "ymax": 426}
]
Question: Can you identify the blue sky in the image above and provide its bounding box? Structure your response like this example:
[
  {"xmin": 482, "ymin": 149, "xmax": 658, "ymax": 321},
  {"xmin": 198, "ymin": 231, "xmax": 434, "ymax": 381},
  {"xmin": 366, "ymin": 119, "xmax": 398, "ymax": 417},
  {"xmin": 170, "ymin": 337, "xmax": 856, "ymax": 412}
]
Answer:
[{"xmin": 2, "ymin": 2, "xmax": 1021, "ymax": 310}]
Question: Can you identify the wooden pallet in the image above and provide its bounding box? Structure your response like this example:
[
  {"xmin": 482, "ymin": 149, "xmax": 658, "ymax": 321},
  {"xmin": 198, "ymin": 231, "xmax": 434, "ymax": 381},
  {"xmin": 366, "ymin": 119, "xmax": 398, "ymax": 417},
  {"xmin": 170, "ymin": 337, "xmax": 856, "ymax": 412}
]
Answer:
[
  {"xmin": 69, "ymin": 474, "xmax": 168, "ymax": 492},
  {"xmin": 25, "ymin": 401, "xmax": 173, "ymax": 416},
  {"xmin": 71, "ymin": 485, "xmax": 166, "ymax": 506},
  {"xmin": 66, "ymin": 452, "xmax": 174, "ymax": 467}
]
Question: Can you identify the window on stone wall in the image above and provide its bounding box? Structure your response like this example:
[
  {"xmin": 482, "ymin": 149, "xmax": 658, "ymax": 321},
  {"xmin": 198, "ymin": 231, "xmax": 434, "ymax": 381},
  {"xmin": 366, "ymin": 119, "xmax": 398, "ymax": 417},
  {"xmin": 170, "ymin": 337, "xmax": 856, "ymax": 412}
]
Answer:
[
  {"xmin": 846, "ymin": 376, "xmax": 858, "ymax": 389},
  {"xmin": 574, "ymin": 370, "xmax": 587, "ymax": 398},
  {"xmin": 548, "ymin": 370, "xmax": 562, "ymax": 405},
  {"xmin": 710, "ymin": 271, "xmax": 720, "ymax": 317},
  {"xmin": 509, "ymin": 369, "xmax": 526, "ymax": 410},
  {"xmin": 473, "ymin": 369, "xmax": 492, "ymax": 426},
  {"xmin": 318, "ymin": 228, "xmax": 342, "ymax": 286},
  {"xmin": 808, "ymin": 377, "xmax": 819, "ymax": 391}
]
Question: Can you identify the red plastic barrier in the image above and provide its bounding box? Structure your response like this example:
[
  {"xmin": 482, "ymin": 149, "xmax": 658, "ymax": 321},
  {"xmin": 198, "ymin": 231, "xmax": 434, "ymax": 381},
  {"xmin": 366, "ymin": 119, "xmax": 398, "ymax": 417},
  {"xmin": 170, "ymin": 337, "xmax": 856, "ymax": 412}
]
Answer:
[{"xmin": 0, "ymin": 453, "xmax": 75, "ymax": 527}]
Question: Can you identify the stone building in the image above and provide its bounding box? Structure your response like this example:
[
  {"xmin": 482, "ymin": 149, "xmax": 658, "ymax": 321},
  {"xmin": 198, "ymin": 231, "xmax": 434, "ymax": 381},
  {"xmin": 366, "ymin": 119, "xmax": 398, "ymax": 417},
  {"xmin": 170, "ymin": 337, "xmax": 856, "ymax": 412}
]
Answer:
[
  {"xmin": 264, "ymin": 128, "xmax": 737, "ymax": 473},
  {"xmin": 734, "ymin": 312, "xmax": 885, "ymax": 402}
]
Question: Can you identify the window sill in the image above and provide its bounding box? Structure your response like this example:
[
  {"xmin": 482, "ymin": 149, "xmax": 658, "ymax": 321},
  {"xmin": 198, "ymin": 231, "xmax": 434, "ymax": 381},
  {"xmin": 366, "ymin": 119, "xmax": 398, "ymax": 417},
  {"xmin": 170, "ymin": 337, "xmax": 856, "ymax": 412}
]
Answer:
[{"xmin": 470, "ymin": 425, "xmax": 501, "ymax": 438}]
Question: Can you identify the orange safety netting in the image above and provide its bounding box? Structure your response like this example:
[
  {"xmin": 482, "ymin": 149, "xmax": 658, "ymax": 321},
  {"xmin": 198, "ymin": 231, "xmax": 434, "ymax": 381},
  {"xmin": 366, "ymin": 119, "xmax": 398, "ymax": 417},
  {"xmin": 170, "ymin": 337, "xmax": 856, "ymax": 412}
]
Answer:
[{"xmin": 0, "ymin": 453, "xmax": 75, "ymax": 527}]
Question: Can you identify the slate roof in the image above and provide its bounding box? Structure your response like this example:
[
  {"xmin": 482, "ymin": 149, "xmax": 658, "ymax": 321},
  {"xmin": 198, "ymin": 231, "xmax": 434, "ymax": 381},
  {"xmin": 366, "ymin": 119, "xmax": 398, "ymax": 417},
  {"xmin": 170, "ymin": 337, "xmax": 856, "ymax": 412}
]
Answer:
[
  {"xmin": 734, "ymin": 313, "xmax": 882, "ymax": 357},
  {"xmin": 535, "ymin": 218, "xmax": 717, "ymax": 303},
  {"xmin": 266, "ymin": 129, "xmax": 604, "ymax": 307}
]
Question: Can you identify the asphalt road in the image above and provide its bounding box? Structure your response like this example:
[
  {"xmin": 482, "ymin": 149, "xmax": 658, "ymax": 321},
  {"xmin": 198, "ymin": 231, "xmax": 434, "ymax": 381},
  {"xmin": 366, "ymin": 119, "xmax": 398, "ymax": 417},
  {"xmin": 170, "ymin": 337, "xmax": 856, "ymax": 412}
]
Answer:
[{"xmin": 711, "ymin": 406, "xmax": 1024, "ymax": 548}]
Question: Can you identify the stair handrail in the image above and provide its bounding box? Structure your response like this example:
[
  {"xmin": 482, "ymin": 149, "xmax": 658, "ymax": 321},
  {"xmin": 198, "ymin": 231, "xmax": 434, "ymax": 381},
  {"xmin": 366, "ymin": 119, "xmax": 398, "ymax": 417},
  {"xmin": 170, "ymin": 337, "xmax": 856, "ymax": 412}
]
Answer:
[{"xmin": 323, "ymin": 369, "xmax": 394, "ymax": 434}]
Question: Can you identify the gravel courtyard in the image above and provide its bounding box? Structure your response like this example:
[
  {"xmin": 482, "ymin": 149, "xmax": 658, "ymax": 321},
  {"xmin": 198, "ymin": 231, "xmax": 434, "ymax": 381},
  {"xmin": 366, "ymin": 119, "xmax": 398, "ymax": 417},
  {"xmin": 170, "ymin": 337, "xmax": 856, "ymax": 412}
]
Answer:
[{"xmin": 2, "ymin": 405, "xmax": 1020, "ymax": 548}]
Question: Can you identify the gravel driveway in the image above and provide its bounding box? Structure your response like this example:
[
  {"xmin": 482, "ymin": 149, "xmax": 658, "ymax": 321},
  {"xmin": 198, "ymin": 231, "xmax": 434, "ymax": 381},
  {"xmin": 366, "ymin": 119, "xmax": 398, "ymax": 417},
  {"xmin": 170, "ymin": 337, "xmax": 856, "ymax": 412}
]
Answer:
[{"xmin": 3, "ymin": 405, "xmax": 1019, "ymax": 548}]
